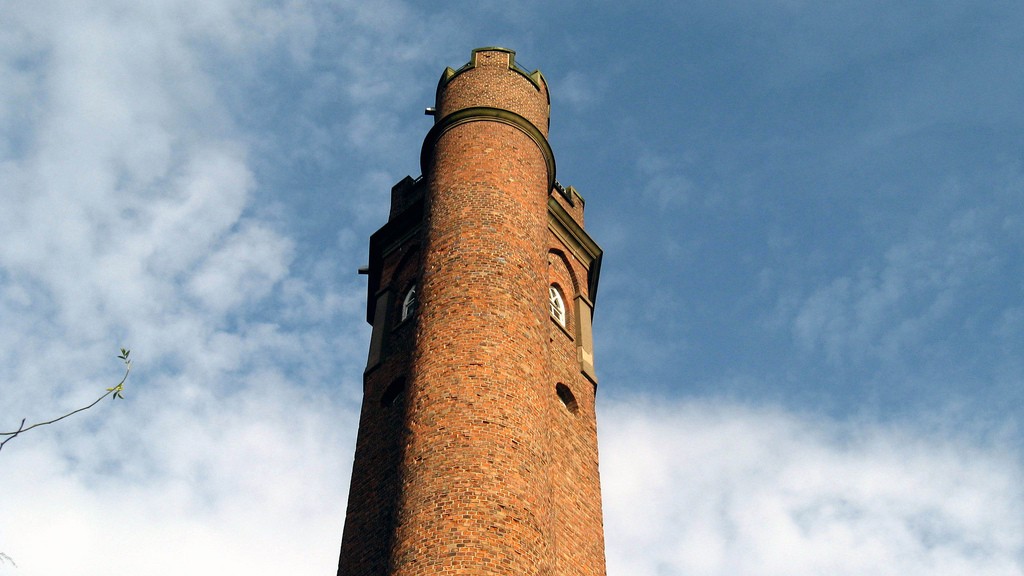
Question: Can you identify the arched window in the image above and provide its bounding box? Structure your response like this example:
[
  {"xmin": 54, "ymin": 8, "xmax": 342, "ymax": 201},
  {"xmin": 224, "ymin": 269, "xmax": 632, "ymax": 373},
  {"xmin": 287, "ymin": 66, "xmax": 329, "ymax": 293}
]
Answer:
[
  {"xmin": 549, "ymin": 285, "xmax": 566, "ymax": 327},
  {"xmin": 401, "ymin": 285, "xmax": 417, "ymax": 322},
  {"xmin": 556, "ymin": 383, "xmax": 578, "ymax": 414}
]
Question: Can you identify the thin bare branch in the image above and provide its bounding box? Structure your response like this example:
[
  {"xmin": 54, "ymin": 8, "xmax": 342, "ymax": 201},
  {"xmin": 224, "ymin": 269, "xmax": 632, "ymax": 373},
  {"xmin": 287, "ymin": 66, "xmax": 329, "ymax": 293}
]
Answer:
[{"xmin": 0, "ymin": 349, "xmax": 132, "ymax": 454}]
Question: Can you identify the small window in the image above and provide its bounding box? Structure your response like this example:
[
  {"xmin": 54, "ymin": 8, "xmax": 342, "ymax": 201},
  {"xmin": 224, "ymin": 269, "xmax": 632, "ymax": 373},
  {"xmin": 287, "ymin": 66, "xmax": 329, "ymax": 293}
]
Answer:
[
  {"xmin": 549, "ymin": 286, "xmax": 566, "ymax": 327},
  {"xmin": 380, "ymin": 378, "xmax": 406, "ymax": 408},
  {"xmin": 401, "ymin": 285, "xmax": 417, "ymax": 322},
  {"xmin": 556, "ymin": 383, "xmax": 578, "ymax": 414}
]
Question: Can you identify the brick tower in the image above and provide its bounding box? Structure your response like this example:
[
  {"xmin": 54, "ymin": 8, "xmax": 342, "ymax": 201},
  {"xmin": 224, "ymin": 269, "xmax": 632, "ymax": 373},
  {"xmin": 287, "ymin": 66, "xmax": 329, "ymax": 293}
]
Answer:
[{"xmin": 337, "ymin": 47, "xmax": 605, "ymax": 576}]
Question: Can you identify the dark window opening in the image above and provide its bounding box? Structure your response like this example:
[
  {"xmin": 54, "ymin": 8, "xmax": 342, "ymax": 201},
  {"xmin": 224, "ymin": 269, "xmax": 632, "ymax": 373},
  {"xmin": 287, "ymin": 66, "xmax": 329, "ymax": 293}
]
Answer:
[
  {"xmin": 556, "ymin": 383, "xmax": 578, "ymax": 414},
  {"xmin": 381, "ymin": 378, "xmax": 406, "ymax": 408}
]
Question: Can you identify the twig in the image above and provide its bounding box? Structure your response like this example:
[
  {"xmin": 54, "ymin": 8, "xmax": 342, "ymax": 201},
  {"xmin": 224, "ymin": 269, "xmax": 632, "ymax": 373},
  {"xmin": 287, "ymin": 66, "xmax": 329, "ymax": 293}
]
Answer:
[{"xmin": 0, "ymin": 348, "xmax": 131, "ymax": 454}]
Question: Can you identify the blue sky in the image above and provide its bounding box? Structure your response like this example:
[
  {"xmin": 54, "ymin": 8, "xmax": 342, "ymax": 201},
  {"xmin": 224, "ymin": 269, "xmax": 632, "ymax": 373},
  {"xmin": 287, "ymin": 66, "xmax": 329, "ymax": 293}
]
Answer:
[{"xmin": 1, "ymin": 1, "xmax": 1022, "ymax": 575}]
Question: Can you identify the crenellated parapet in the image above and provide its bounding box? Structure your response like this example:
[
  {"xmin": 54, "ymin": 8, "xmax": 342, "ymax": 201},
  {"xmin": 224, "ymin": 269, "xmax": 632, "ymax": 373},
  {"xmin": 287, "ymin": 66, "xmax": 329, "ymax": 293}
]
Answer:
[{"xmin": 434, "ymin": 47, "xmax": 550, "ymax": 131}]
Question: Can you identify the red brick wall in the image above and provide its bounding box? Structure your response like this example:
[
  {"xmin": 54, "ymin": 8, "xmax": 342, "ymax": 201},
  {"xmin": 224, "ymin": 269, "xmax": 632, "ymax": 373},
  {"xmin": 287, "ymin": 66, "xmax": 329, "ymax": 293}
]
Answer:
[
  {"xmin": 546, "ymin": 244, "xmax": 606, "ymax": 576},
  {"xmin": 338, "ymin": 225, "xmax": 423, "ymax": 575}
]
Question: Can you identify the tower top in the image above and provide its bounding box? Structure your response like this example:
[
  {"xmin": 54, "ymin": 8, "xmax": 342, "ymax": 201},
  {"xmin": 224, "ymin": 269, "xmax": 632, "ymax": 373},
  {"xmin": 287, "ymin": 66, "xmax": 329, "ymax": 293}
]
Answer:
[
  {"xmin": 436, "ymin": 47, "xmax": 550, "ymax": 114},
  {"xmin": 422, "ymin": 47, "xmax": 555, "ymax": 188}
]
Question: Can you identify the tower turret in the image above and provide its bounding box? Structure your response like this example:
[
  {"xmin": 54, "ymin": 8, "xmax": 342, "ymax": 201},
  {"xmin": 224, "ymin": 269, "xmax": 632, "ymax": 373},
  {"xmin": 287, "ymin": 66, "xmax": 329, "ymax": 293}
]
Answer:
[{"xmin": 338, "ymin": 47, "xmax": 605, "ymax": 576}]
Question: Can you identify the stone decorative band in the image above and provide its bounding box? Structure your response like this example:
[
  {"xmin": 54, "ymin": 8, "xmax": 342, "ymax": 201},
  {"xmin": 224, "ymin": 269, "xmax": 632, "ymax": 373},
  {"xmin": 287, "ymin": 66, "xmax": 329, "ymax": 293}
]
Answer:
[{"xmin": 420, "ymin": 106, "xmax": 556, "ymax": 191}]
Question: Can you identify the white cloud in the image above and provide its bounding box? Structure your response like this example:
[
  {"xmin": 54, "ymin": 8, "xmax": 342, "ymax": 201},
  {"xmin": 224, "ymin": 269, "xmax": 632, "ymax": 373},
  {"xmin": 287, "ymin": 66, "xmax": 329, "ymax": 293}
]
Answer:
[
  {"xmin": 600, "ymin": 398, "xmax": 1024, "ymax": 576},
  {"xmin": 187, "ymin": 221, "xmax": 293, "ymax": 315},
  {"xmin": 0, "ymin": 382, "xmax": 357, "ymax": 576},
  {"xmin": 3, "ymin": 396, "xmax": 1019, "ymax": 575}
]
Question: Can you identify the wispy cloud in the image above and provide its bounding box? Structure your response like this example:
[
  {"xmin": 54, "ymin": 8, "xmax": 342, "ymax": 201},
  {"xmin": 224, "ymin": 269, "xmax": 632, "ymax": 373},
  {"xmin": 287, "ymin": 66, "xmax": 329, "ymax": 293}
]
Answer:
[{"xmin": 783, "ymin": 176, "xmax": 1020, "ymax": 372}]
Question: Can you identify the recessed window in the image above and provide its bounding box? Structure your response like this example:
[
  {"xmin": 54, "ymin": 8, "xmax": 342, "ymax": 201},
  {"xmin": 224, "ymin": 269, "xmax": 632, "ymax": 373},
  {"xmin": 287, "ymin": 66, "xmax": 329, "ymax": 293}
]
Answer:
[
  {"xmin": 380, "ymin": 378, "xmax": 406, "ymax": 408},
  {"xmin": 401, "ymin": 285, "xmax": 417, "ymax": 322},
  {"xmin": 556, "ymin": 383, "xmax": 578, "ymax": 414},
  {"xmin": 549, "ymin": 286, "xmax": 566, "ymax": 327}
]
